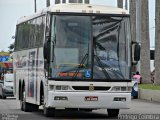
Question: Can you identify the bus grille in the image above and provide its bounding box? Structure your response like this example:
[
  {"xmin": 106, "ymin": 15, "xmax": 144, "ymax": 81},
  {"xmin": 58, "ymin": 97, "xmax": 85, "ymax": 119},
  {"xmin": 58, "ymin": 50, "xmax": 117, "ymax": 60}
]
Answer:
[{"xmin": 72, "ymin": 86, "xmax": 110, "ymax": 91}]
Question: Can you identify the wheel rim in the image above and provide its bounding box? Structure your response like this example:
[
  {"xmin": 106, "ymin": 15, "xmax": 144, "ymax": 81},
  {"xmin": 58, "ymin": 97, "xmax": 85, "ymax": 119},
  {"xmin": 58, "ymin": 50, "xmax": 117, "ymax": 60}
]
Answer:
[
  {"xmin": 22, "ymin": 89, "xmax": 26, "ymax": 103},
  {"xmin": 2, "ymin": 90, "xmax": 5, "ymax": 98},
  {"xmin": 21, "ymin": 88, "xmax": 26, "ymax": 110},
  {"xmin": 41, "ymin": 94, "xmax": 44, "ymax": 105}
]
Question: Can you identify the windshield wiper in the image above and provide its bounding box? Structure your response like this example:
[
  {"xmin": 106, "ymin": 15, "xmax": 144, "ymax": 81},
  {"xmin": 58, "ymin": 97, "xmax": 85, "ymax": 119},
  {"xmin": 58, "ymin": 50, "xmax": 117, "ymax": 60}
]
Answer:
[
  {"xmin": 93, "ymin": 39, "xmax": 123, "ymax": 79},
  {"xmin": 72, "ymin": 53, "xmax": 88, "ymax": 79}
]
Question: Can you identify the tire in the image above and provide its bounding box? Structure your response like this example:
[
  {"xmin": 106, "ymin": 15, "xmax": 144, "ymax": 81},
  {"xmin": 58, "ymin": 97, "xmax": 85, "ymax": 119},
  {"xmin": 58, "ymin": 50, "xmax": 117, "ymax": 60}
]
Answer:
[
  {"xmin": 80, "ymin": 108, "xmax": 93, "ymax": 112},
  {"xmin": 40, "ymin": 90, "xmax": 44, "ymax": 105},
  {"xmin": 107, "ymin": 109, "xmax": 119, "ymax": 117},
  {"xmin": 2, "ymin": 95, "xmax": 6, "ymax": 99},
  {"xmin": 32, "ymin": 104, "xmax": 39, "ymax": 111},
  {"xmin": 43, "ymin": 105, "xmax": 55, "ymax": 117},
  {"xmin": 20, "ymin": 86, "xmax": 32, "ymax": 112},
  {"xmin": 2, "ymin": 90, "xmax": 6, "ymax": 99}
]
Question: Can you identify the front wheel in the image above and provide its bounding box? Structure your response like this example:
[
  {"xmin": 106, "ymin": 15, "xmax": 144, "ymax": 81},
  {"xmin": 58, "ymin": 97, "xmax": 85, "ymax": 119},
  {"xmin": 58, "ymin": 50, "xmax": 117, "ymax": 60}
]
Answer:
[
  {"xmin": 80, "ymin": 108, "xmax": 93, "ymax": 112},
  {"xmin": 43, "ymin": 105, "xmax": 55, "ymax": 117},
  {"xmin": 107, "ymin": 109, "xmax": 119, "ymax": 117},
  {"xmin": 2, "ymin": 90, "xmax": 6, "ymax": 99}
]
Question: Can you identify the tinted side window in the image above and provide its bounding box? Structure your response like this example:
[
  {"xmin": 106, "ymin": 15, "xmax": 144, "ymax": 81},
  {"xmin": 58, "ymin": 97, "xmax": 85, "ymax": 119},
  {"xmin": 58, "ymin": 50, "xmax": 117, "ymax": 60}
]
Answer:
[
  {"xmin": 28, "ymin": 19, "xmax": 36, "ymax": 48},
  {"xmin": 15, "ymin": 24, "xmax": 28, "ymax": 50},
  {"xmin": 35, "ymin": 17, "xmax": 45, "ymax": 47},
  {"xmin": 23, "ymin": 22, "xmax": 30, "ymax": 48},
  {"xmin": 55, "ymin": 0, "xmax": 60, "ymax": 4},
  {"xmin": 15, "ymin": 15, "xmax": 46, "ymax": 51},
  {"xmin": 85, "ymin": 0, "xmax": 89, "ymax": 3}
]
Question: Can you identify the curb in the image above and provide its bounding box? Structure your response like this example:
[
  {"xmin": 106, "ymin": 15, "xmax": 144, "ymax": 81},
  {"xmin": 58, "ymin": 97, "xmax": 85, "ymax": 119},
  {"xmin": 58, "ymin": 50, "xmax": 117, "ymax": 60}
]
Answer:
[{"xmin": 138, "ymin": 88, "xmax": 160, "ymax": 102}]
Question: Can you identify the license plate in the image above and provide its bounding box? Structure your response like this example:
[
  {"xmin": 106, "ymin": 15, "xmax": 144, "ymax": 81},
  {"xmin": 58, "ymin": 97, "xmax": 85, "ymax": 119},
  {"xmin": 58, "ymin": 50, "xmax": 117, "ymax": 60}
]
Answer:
[{"xmin": 85, "ymin": 96, "xmax": 98, "ymax": 101}]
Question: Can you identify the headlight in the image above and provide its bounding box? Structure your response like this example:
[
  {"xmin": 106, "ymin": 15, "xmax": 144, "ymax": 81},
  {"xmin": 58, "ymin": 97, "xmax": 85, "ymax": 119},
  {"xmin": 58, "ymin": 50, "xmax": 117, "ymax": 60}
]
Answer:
[
  {"xmin": 49, "ymin": 85, "xmax": 54, "ymax": 91},
  {"xmin": 111, "ymin": 87, "xmax": 121, "ymax": 91},
  {"xmin": 56, "ymin": 85, "xmax": 71, "ymax": 91},
  {"xmin": 111, "ymin": 86, "xmax": 132, "ymax": 92},
  {"xmin": 49, "ymin": 85, "xmax": 71, "ymax": 91},
  {"xmin": 61, "ymin": 86, "xmax": 69, "ymax": 90},
  {"xmin": 121, "ymin": 87, "xmax": 127, "ymax": 91},
  {"xmin": 56, "ymin": 86, "xmax": 61, "ymax": 90}
]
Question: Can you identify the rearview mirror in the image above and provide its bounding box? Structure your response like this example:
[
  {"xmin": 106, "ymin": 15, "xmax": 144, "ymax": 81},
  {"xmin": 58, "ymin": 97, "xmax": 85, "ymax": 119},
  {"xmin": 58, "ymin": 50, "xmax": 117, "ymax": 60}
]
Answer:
[
  {"xmin": 134, "ymin": 44, "xmax": 140, "ymax": 61},
  {"xmin": 43, "ymin": 39, "xmax": 51, "ymax": 63},
  {"xmin": 132, "ymin": 42, "xmax": 141, "ymax": 65}
]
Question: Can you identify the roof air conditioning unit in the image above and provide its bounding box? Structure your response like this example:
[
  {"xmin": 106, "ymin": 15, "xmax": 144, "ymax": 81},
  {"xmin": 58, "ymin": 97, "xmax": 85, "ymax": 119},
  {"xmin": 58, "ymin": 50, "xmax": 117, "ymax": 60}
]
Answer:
[{"xmin": 55, "ymin": 0, "xmax": 90, "ymax": 4}]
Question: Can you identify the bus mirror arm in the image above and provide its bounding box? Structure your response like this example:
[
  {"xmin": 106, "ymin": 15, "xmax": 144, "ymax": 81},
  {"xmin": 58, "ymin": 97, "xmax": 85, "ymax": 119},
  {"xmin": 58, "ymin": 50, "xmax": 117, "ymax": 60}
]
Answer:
[{"xmin": 43, "ymin": 39, "xmax": 51, "ymax": 63}]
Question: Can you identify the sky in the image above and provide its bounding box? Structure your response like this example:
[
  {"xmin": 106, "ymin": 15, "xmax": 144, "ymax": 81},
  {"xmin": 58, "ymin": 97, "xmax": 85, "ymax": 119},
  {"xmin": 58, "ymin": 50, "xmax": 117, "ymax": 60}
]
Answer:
[{"xmin": 0, "ymin": 0, "xmax": 155, "ymax": 51}]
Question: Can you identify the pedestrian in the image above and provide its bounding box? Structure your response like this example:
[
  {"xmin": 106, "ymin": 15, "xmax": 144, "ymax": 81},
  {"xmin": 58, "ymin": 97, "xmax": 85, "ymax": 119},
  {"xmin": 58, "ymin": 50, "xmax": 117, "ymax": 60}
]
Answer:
[{"xmin": 133, "ymin": 71, "xmax": 142, "ymax": 84}]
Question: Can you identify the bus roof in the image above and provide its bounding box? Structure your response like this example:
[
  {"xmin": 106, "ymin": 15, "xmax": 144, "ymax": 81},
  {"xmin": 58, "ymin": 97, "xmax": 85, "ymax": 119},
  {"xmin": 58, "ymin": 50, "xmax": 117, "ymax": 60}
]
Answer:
[{"xmin": 17, "ymin": 4, "xmax": 129, "ymax": 24}]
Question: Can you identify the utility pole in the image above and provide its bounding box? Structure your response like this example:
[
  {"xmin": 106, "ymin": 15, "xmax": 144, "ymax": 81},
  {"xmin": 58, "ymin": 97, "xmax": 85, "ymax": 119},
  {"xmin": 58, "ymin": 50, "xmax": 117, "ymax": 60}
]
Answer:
[
  {"xmin": 130, "ymin": 0, "xmax": 136, "ymax": 43},
  {"xmin": 154, "ymin": 0, "xmax": 160, "ymax": 85},
  {"xmin": 135, "ymin": 0, "xmax": 141, "ymax": 73},
  {"xmin": 136, "ymin": 0, "xmax": 141, "ymax": 44},
  {"xmin": 140, "ymin": 0, "xmax": 151, "ymax": 84},
  {"xmin": 34, "ymin": 0, "xmax": 37, "ymax": 13},
  {"xmin": 130, "ymin": 0, "xmax": 137, "ymax": 73}
]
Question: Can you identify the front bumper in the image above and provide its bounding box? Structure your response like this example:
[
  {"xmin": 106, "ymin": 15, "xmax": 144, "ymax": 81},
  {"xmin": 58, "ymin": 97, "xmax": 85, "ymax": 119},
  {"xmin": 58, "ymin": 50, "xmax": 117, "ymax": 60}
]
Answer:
[{"xmin": 47, "ymin": 91, "xmax": 131, "ymax": 109}]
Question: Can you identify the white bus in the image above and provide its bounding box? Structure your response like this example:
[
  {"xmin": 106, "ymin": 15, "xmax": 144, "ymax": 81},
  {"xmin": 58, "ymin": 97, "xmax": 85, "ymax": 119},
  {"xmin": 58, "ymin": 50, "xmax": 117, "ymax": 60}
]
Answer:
[{"xmin": 13, "ymin": 0, "xmax": 140, "ymax": 117}]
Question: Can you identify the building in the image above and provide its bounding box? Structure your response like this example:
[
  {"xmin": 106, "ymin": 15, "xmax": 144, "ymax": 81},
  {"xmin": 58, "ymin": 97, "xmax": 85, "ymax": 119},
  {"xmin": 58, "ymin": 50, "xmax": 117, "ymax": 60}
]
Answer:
[{"xmin": 0, "ymin": 52, "xmax": 13, "ymax": 79}]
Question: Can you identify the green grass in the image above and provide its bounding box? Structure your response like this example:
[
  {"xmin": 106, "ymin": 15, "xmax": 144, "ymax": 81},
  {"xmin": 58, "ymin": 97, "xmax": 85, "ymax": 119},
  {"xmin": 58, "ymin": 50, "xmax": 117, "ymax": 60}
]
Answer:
[{"xmin": 139, "ymin": 84, "xmax": 160, "ymax": 90}]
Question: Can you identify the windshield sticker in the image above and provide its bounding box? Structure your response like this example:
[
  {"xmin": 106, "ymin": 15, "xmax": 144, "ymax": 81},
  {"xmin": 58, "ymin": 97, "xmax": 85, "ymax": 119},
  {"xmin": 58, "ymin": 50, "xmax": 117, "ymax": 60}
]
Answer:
[
  {"xmin": 58, "ymin": 72, "xmax": 82, "ymax": 77},
  {"xmin": 97, "ymin": 66, "xmax": 119, "ymax": 71},
  {"xmin": 85, "ymin": 70, "xmax": 91, "ymax": 78},
  {"xmin": 55, "ymin": 48, "xmax": 79, "ymax": 67}
]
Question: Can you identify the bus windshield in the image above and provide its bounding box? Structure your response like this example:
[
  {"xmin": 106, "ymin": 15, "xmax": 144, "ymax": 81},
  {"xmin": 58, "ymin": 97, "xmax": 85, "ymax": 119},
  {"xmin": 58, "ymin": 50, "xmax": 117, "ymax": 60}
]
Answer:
[{"xmin": 50, "ymin": 14, "xmax": 131, "ymax": 81}]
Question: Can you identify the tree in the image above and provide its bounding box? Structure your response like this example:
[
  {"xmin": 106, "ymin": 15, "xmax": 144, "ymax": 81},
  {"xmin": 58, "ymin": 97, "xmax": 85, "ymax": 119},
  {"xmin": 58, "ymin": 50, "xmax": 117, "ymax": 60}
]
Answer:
[
  {"xmin": 8, "ymin": 42, "xmax": 15, "ymax": 54},
  {"xmin": 117, "ymin": 0, "xmax": 123, "ymax": 8},
  {"xmin": 129, "ymin": 0, "xmax": 137, "ymax": 72},
  {"xmin": 46, "ymin": 0, "xmax": 50, "ymax": 7},
  {"xmin": 34, "ymin": 0, "xmax": 37, "ymax": 13},
  {"xmin": 0, "ymin": 50, "xmax": 5, "ymax": 52},
  {"xmin": 140, "ymin": 0, "xmax": 151, "ymax": 84},
  {"xmin": 130, "ymin": 0, "xmax": 136, "ymax": 46},
  {"xmin": 154, "ymin": 0, "xmax": 160, "ymax": 85}
]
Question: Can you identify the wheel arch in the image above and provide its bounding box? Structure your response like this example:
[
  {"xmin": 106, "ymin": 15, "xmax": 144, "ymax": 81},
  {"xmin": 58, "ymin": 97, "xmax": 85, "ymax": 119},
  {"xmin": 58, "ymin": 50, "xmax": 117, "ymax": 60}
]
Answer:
[
  {"xmin": 19, "ymin": 79, "xmax": 25, "ymax": 100},
  {"xmin": 40, "ymin": 81, "xmax": 44, "ymax": 105},
  {"xmin": 18, "ymin": 80, "xmax": 21, "ymax": 100}
]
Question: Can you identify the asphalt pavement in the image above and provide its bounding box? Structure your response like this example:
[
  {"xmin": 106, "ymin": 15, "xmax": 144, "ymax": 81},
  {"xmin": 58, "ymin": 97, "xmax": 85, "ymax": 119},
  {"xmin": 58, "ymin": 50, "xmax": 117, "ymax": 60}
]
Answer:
[{"xmin": 0, "ymin": 98, "xmax": 160, "ymax": 120}]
